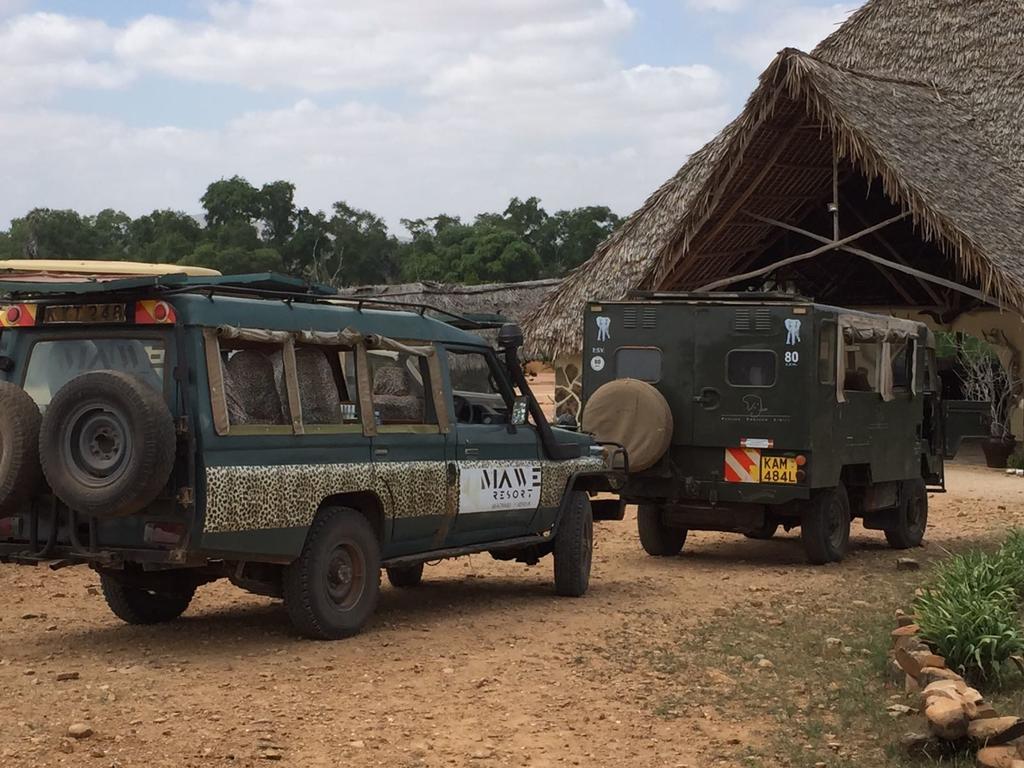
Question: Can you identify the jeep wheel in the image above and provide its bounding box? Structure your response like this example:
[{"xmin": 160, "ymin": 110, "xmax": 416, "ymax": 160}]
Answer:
[
  {"xmin": 100, "ymin": 573, "xmax": 195, "ymax": 625},
  {"xmin": 744, "ymin": 519, "xmax": 779, "ymax": 540},
  {"xmin": 283, "ymin": 507, "xmax": 381, "ymax": 640},
  {"xmin": 0, "ymin": 381, "xmax": 42, "ymax": 514},
  {"xmin": 386, "ymin": 563, "xmax": 424, "ymax": 588},
  {"xmin": 39, "ymin": 371, "xmax": 175, "ymax": 518},
  {"xmin": 553, "ymin": 491, "xmax": 593, "ymax": 597},
  {"xmin": 885, "ymin": 480, "xmax": 928, "ymax": 549},
  {"xmin": 637, "ymin": 504, "xmax": 687, "ymax": 556},
  {"xmin": 800, "ymin": 484, "xmax": 851, "ymax": 564}
]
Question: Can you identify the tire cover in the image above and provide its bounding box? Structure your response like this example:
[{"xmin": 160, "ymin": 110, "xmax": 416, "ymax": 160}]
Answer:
[
  {"xmin": 40, "ymin": 370, "xmax": 176, "ymax": 518},
  {"xmin": 582, "ymin": 379, "xmax": 673, "ymax": 472},
  {"xmin": 0, "ymin": 381, "xmax": 42, "ymax": 513}
]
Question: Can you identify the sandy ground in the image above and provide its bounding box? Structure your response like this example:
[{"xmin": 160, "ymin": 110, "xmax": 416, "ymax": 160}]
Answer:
[{"xmin": 2, "ymin": 461, "xmax": 1023, "ymax": 768}]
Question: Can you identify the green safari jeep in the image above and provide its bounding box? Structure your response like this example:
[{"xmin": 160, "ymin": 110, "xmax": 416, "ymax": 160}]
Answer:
[
  {"xmin": 580, "ymin": 292, "xmax": 990, "ymax": 565},
  {"xmin": 0, "ymin": 268, "xmax": 623, "ymax": 639}
]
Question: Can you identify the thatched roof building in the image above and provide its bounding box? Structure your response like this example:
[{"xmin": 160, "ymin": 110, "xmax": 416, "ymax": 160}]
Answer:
[
  {"xmin": 524, "ymin": 0, "xmax": 1024, "ymax": 360},
  {"xmin": 337, "ymin": 278, "xmax": 560, "ymax": 325}
]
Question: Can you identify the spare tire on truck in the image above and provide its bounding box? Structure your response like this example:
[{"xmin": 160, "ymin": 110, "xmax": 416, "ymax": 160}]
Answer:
[
  {"xmin": 582, "ymin": 378, "xmax": 673, "ymax": 472},
  {"xmin": 39, "ymin": 371, "xmax": 176, "ymax": 518},
  {"xmin": 0, "ymin": 381, "xmax": 43, "ymax": 513}
]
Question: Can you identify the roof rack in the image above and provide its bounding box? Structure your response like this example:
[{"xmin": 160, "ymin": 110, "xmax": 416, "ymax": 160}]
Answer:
[
  {"xmin": 624, "ymin": 290, "xmax": 814, "ymax": 303},
  {"xmin": 0, "ymin": 271, "xmax": 493, "ymax": 329}
]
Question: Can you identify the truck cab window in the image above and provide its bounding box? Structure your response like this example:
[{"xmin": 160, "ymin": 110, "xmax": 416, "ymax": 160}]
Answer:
[
  {"xmin": 368, "ymin": 350, "xmax": 432, "ymax": 426},
  {"xmin": 727, "ymin": 350, "xmax": 776, "ymax": 387},
  {"xmin": 447, "ymin": 349, "xmax": 510, "ymax": 425},
  {"xmin": 891, "ymin": 341, "xmax": 913, "ymax": 392}
]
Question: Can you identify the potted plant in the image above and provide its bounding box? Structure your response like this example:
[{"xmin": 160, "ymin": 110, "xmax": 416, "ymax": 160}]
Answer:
[{"xmin": 956, "ymin": 336, "xmax": 1021, "ymax": 468}]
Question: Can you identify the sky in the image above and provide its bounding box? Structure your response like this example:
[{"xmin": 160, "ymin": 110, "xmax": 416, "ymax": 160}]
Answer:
[{"xmin": 0, "ymin": 0, "xmax": 856, "ymax": 232}]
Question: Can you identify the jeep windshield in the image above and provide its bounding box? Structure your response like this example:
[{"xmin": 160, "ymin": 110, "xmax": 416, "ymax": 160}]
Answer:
[{"xmin": 22, "ymin": 337, "xmax": 166, "ymax": 408}]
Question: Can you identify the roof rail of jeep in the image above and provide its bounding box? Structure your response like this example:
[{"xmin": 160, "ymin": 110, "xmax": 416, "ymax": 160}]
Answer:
[
  {"xmin": 624, "ymin": 290, "xmax": 814, "ymax": 303},
  {"xmin": 0, "ymin": 271, "xmax": 494, "ymax": 330}
]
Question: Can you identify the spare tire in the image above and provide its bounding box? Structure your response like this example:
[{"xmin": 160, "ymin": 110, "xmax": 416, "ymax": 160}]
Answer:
[
  {"xmin": 0, "ymin": 381, "xmax": 42, "ymax": 513},
  {"xmin": 582, "ymin": 379, "xmax": 673, "ymax": 472},
  {"xmin": 40, "ymin": 371, "xmax": 176, "ymax": 518}
]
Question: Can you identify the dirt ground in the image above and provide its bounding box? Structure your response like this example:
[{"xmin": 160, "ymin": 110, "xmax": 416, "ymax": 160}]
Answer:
[{"xmin": 1, "ymin": 458, "xmax": 1023, "ymax": 768}]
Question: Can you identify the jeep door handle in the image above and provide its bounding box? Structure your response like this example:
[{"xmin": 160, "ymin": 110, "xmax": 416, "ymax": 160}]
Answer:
[
  {"xmin": 694, "ymin": 387, "xmax": 720, "ymax": 408},
  {"xmin": 373, "ymin": 447, "xmax": 389, "ymax": 457},
  {"xmin": 464, "ymin": 447, "xmax": 480, "ymax": 456}
]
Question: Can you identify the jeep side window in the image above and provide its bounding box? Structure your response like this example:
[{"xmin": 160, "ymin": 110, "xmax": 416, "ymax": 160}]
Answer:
[
  {"xmin": 368, "ymin": 349, "xmax": 434, "ymax": 426},
  {"xmin": 818, "ymin": 322, "xmax": 836, "ymax": 384},
  {"xmin": 843, "ymin": 342, "xmax": 880, "ymax": 393},
  {"xmin": 294, "ymin": 346, "xmax": 359, "ymax": 426},
  {"xmin": 446, "ymin": 349, "xmax": 511, "ymax": 425},
  {"xmin": 222, "ymin": 343, "xmax": 290, "ymax": 427},
  {"xmin": 891, "ymin": 341, "xmax": 914, "ymax": 393},
  {"xmin": 726, "ymin": 350, "xmax": 776, "ymax": 387},
  {"xmin": 615, "ymin": 347, "xmax": 662, "ymax": 382}
]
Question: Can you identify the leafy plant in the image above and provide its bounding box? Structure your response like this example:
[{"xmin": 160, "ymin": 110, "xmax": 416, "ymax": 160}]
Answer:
[
  {"xmin": 915, "ymin": 551, "xmax": 1024, "ymax": 682},
  {"xmin": 1008, "ymin": 451, "xmax": 1024, "ymax": 471}
]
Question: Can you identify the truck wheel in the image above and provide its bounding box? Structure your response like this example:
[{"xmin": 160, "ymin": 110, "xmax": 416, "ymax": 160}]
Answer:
[
  {"xmin": 800, "ymin": 484, "xmax": 851, "ymax": 564},
  {"xmin": 637, "ymin": 504, "xmax": 687, "ymax": 556},
  {"xmin": 386, "ymin": 563, "xmax": 424, "ymax": 588},
  {"xmin": 39, "ymin": 371, "xmax": 175, "ymax": 518},
  {"xmin": 553, "ymin": 491, "xmax": 593, "ymax": 597},
  {"xmin": 99, "ymin": 573, "xmax": 195, "ymax": 625},
  {"xmin": 885, "ymin": 480, "xmax": 928, "ymax": 549},
  {"xmin": 0, "ymin": 381, "xmax": 42, "ymax": 514},
  {"xmin": 283, "ymin": 507, "xmax": 381, "ymax": 640}
]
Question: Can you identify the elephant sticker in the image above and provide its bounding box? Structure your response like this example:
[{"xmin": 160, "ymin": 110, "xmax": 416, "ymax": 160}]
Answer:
[
  {"xmin": 784, "ymin": 318, "xmax": 801, "ymax": 345},
  {"xmin": 595, "ymin": 316, "xmax": 611, "ymax": 342}
]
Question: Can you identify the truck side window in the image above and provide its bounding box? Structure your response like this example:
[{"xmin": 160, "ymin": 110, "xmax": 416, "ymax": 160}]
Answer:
[
  {"xmin": 615, "ymin": 347, "xmax": 662, "ymax": 382},
  {"xmin": 727, "ymin": 350, "xmax": 776, "ymax": 387},
  {"xmin": 818, "ymin": 322, "xmax": 836, "ymax": 384},
  {"xmin": 368, "ymin": 349, "xmax": 433, "ymax": 426},
  {"xmin": 446, "ymin": 349, "xmax": 510, "ymax": 425},
  {"xmin": 891, "ymin": 341, "xmax": 913, "ymax": 392},
  {"xmin": 843, "ymin": 342, "xmax": 880, "ymax": 393},
  {"xmin": 222, "ymin": 344, "xmax": 290, "ymax": 427},
  {"xmin": 294, "ymin": 346, "xmax": 359, "ymax": 425}
]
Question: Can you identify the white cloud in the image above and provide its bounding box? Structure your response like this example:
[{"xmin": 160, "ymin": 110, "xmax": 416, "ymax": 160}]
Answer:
[
  {"xmin": 729, "ymin": 4, "xmax": 852, "ymax": 69},
  {"xmin": 687, "ymin": 0, "xmax": 746, "ymax": 12},
  {"xmin": 0, "ymin": 0, "xmax": 735, "ymax": 231},
  {"xmin": 0, "ymin": 13, "xmax": 132, "ymax": 103}
]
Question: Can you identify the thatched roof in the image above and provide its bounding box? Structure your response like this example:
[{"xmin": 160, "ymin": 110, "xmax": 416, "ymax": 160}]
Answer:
[
  {"xmin": 523, "ymin": 0, "xmax": 1024, "ymax": 359},
  {"xmin": 336, "ymin": 278, "xmax": 560, "ymax": 325}
]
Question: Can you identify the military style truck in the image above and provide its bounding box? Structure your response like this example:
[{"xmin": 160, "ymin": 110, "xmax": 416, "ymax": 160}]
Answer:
[
  {"xmin": 0, "ymin": 263, "xmax": 623, "ymax": 639},
  {"xmin": 580, "ymin": 292, "xmax": 989, "ymax": 564}
]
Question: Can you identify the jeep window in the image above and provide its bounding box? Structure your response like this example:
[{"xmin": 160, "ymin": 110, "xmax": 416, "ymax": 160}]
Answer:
[
  {"xmin": 222, "ymin": 343, "xmax": 291, "ymax": 427},
  {"xmin": 615, "ymin": 347, "xmax": 662, "ymax": 382},
  {"xmin": 295, "ymin": 346, "xmax": 359, "ymax": 426},
  {"xmin": 843, "ymin": 343, "xmax": 880, "ymax": 393},
  {"xmin": 368, "ymin": 349, "xmax": 434, "ymax": 426},
  {"xmin": 891, "ymin": 341, "xmax": 914, "ymax": 392},
  {"xmin": 726, "ymin": 350, "xmax": 776, "ymax": 387},
  {"xmin": 23, "ymin": 338, "xmax": 164, "ymax": 408},
  {"xmin": 818, "ymin": 322, "xmax": 836, "ymax": 384},
  {"xmin": 446, "ymin": 349, "xmax": 510, "ymax": 425}
]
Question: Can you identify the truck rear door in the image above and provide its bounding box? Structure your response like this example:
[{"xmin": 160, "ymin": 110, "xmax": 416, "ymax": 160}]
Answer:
[{"xmin": 691, "ymin": 304, "xmax": 811, "ymax": 455}]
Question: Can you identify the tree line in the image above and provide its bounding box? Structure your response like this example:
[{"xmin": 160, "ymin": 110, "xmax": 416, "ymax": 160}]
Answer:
[{"xmin": 0, "ymin": 176, "xmax": 620, "ymax": 286}]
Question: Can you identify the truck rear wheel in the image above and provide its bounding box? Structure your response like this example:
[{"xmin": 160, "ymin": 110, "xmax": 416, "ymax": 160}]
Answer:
[
  {"xmin": 100, "ymin": 573, "xmax": 195, "ymax": 625},
  {"xmin": 637, "ymin": 504, "xmax": 687, "ymax": 556},
  {"xmin": 885, "ymin": 480, "xmax": 928, "ymax": 549},
  {"xmin": 553, "ymin": 492, "xmax": 593, "ymax": 597},
  {"xmin": 283, "ymin": 507, "xmax": 381, "ymax": 640},
  {"xmin": 800, "ymin": 484, "xmax": 850, "ymax": 564}
]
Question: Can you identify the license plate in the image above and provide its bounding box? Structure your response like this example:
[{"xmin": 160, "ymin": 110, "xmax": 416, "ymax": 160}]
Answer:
[
  {"xmin": 760, "ymin": 456, "xmax": 797, "ymax": 484},
  {"xmin": 45, "ymin": 303, "xmax": 127, "ymax": 324}
]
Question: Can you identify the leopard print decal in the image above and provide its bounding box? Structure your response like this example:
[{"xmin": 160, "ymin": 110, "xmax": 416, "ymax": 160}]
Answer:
[{"xmin": 202, "ymin": 456, "xmax": 606, "ymax": 534}]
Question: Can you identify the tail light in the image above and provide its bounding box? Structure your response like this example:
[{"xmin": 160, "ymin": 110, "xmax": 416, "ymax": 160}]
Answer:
[
  {"xmin": 0, "ymin": 516, "xmax": 20, "ymax": 538},
  {"xmin": 135, "ymin": 300, "xmax": 176, "ymax": 325},
  {"xmin": 0, "ymin": 304, "xmax": 37, "ymax": 327}
]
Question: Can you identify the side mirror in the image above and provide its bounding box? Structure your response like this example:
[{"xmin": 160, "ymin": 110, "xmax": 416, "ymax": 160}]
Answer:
[
  {"xmin": 497, "ymin": 323, "xmax": 524, "ymax": 351},
  {"xmin": 510, "ymin": 396, "xmax": 529, "ymax": 426}
]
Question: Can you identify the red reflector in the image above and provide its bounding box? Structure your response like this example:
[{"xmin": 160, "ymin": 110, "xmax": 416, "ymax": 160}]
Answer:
[
  {"xmin": 153, "ymin": 302, "xmax": 168, "ymax": 321},
  {"xmin": 135, "ymin": 300, "xmax": 176, "ymax": 325},
  {"xmin": 6, "ymin": 306, "xmax": 20, "ymax": 324},
  {"xmin": 143, "ymin": 522, "xmax": 184, "ymax": 546},
  {"xmin": 796, "ymin": 455, "xmax": 807, "ymax": 466},
  {"xmin": 0, "ymin": 516, "xmax": 18, "ymax": 538}
]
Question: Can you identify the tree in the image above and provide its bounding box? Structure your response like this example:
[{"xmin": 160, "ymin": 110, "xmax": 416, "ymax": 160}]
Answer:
[
  {"xmin": 126, "ymin": 210, "xmax": 202, "ymax": 264},
  {"xmin": 260, "ymin": 181, "xmax": 296, "ymax": 246},
  {"xmin": 200, "ymin": 176, "xmax": 262, "ymax": 228}
]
